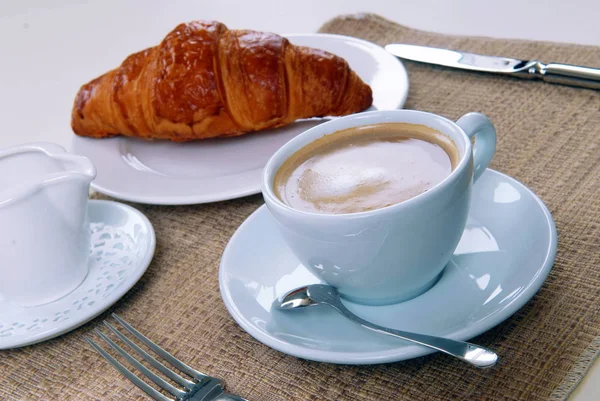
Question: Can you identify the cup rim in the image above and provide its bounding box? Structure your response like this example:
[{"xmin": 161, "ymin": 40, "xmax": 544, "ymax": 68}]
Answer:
[{"xmin": 262, "ymin": 109, "xmax": 472, "ymax": 219}]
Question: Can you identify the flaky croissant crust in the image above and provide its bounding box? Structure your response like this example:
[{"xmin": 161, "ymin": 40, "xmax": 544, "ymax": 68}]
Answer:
[{"xmin": 72, "ymin": 21, "xmax": 373, "ymax": 141}]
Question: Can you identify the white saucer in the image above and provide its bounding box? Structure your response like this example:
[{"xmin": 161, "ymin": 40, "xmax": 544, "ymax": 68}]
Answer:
[
  {"xmin": 0, "ymin": 200, "xmax": 155, "ymax": 349},
  {"xmin": 219, "ymin": 169, "xmax": 557, "ymax": 364},
  {"xmin": 70, "ymin": 33, "xmax": 408, "ymax": 205}
]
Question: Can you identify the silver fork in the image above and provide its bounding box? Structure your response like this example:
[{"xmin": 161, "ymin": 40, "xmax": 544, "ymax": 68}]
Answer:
[{"xmin": 86, "ymin": 314, "xmax": 247, "ymax": 401}]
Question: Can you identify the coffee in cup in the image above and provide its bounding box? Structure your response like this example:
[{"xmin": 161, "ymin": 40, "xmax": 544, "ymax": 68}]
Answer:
[{"xmin": 274, "ymin": 123, "xmax": 460, "ymax": 214}]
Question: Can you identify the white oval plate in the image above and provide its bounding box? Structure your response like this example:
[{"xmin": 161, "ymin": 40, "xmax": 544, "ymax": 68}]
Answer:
[
  {"xmin": 219, "ymin": 170, "xmax": 557, "ymax": 364},
  {"xmin": 0, "ymin": 200, "xmax": 155, "ymax": 349},
  {"xmin": 70, "ymin": 33, "xmax": 408, "ymax": 205}
]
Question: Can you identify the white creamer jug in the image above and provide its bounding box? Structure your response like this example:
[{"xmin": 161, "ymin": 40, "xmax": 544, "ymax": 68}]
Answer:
[{"xmin": 0, "ymin": 143, "xmax": 96, "ymax": 307}]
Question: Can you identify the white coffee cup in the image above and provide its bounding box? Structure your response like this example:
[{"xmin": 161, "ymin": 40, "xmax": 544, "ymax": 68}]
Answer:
[
  {"xmin": 0, "ymin": 143, "xmax": 96, "ymax": 307},
  {"xmin": 262, "ymin": 110, "xmax": 496, "ymax": 305}
]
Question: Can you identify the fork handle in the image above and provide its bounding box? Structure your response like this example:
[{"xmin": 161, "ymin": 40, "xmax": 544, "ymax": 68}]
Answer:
[
  {"xmin": 189, "ymin": 383, "xmax": 247, "ymax": 401},
  {"xmin": 212, "ymin": 394, "xmax": 248, "ymax": 401}
]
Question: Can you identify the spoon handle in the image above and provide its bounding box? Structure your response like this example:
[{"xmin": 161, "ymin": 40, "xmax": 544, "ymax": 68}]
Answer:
[{"xmin": 331, "ymin": 302, "xmax": 498, "ymax": 368}]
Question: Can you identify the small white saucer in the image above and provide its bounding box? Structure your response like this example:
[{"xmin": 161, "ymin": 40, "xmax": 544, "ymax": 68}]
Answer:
[
  {"xmin": 0, "ymin": 200, "xmax": 155, "ymax": 349},
  {"xmin": 219, "ymin": 169, "xmax": 557, "ymax": 364}
]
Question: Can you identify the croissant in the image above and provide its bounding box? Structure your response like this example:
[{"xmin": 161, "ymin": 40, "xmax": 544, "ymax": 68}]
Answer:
[{"xmin": 71, "ymin": 21, "xmax": 373, "ymax": 141}]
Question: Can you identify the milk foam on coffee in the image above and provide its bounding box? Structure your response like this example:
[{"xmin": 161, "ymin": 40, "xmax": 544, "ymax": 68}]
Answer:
[{"xmin": 274, "ymin": 123, "xmax": 459, "ymax": 214}]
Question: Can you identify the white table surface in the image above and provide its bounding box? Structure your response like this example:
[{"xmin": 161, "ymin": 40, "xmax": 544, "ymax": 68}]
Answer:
[{"xmin": 1, "ymin": 1, "xmax": 598, "ymax": 399}]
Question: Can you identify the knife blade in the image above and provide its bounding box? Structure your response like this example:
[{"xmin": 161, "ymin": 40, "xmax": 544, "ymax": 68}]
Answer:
[{"xmin": 385, "ymin": 43, "xmax": 600, "ymax": 90}]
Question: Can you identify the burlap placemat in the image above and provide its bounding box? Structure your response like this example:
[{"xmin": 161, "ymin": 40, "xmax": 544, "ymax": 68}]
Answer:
[{"xmin": 2, "ymin": 13, "xmax": 600, "ymax": 401}]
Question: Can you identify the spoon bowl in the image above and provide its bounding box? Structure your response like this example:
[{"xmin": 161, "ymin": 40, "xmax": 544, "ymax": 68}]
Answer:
[{"xmin": 277, "ymin": 286, "xmax": 319, "ymax": 310}]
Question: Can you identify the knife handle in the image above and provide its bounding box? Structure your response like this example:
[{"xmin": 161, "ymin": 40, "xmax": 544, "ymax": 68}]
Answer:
[{"xmin": 539, "ymin": 62, "xmax": 600, "ymax": 90}]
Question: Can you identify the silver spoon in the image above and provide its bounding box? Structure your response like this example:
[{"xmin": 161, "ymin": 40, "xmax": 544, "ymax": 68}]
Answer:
[{"xmin": 276, "ymin": 284, "xmax": 498, "ymax": 368}]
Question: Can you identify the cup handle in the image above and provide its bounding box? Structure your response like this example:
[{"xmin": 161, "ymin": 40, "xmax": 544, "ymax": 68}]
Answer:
[{"xmin": 456, "ymin": 112, "xmax": 497, "ymax": 183}]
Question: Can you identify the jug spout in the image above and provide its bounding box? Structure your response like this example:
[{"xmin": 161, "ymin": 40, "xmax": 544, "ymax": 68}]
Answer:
[{"xmin": 0, "ymin": 142, "xmax": 96, "ymax": 207}]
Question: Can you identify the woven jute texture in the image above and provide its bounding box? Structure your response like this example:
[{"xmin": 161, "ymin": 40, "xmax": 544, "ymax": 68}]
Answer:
[{"xmin": 2, "ymin": 13, "xmax": 600, "ymax": 401}]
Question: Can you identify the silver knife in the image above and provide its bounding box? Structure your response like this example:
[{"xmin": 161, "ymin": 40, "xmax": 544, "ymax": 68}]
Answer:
[{"xmin": 385, "ymin": 43, "xmax": 600, "ymax": 90}]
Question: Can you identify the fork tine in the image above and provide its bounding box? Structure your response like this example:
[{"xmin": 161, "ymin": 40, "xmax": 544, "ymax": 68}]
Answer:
[
  {"xmin": 104, "ymin": 321, "xmax": 195, "ymax": 390},
  {"xmin": 86, "ymin": 337, "xmax": 173, "ymax": 401},
  {"xmin": 94, "ymin": 329, "xmax": 187, "ymax": 399},
  {"xmin": 112, "ymin": 313, "xmax": 207, "ymax": 380}
]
